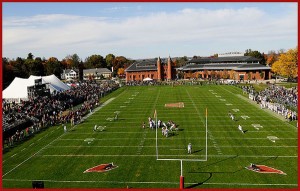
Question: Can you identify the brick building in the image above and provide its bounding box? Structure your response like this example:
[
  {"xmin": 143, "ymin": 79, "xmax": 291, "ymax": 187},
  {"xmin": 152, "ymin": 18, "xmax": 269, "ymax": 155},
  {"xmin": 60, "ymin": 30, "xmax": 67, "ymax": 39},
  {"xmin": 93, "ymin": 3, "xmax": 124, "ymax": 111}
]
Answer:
[
  {"xmin": 177, "ymin": 54, "xmax": 271, "ymax": 81},
  {"xmin": 125, "ymin": 56, "xmax": 176, "ymax": 82}
]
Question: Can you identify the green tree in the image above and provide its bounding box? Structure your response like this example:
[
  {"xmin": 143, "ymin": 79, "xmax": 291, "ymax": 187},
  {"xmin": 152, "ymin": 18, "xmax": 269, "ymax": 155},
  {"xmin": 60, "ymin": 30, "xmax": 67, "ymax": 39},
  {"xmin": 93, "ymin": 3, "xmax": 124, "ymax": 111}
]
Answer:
[
  {"xmin": 63, "ymin": 54, "xmax": 81, "ymax": 69},
  {"xmin": 45, "ymin": 57, "xmax": 63, "ymax": 78},
  {"xmin": 85, "ymin": 54, "xmax": 106, "ymax": 69},
  {"xmin": 2, "ymin": 58, "xmax": 15, "ymax": 89},
  {"xmin": 24, "ymin": 57, "xmax": 44, "ymax": 76},
  {"xmin": 27, "ymin": 52, "xmax": 34, "ymax": 60},
  {"xmin": 175, "ymin": 56, "xmax": 188, "ymax": 67},
  {"xmin": 105, "ymin": 54, "xmax": 115, "ymax": 68},
  {"xmin": 244, "ymin": 49, "xmax": 266, "ymax": 65},
  {"xmin": 12, "ymin": 57, "xmax": 28, "ymax": 78}
]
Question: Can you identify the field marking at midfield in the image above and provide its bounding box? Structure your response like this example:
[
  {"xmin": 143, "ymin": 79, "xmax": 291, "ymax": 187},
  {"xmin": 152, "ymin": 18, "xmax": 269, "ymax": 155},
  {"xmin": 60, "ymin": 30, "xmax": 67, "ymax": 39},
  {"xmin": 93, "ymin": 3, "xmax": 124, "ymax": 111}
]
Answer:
[
  {"xmin": 2, "ymin": 178, "xmax": 297, "ymax": 187},
  {"xmin": 2, "ymin": 97, "xmax": 117, "ymax": 178}
]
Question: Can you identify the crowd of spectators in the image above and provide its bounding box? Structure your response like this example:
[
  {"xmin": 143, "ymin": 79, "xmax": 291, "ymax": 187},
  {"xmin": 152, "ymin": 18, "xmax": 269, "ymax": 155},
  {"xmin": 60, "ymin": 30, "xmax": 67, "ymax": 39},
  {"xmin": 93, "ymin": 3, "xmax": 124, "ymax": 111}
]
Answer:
[
  {"xmin": 2, "ymin": 80, "xmax": 119, "ymax": 148},
  {"xmin": 241, "ymin": 84, "xmax": 298, "ymax": 121}
]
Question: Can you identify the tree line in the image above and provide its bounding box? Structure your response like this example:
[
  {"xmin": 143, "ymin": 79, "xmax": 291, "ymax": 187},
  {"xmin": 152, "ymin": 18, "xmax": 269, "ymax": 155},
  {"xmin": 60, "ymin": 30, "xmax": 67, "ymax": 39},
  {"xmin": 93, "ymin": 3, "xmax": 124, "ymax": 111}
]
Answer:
[
  {"xmin": 2, "ymin": 53, "xmax": 134, "ymax": 89},
  {"xmin": 2, "ymin": 47, "xmax": 297, "ymax": 90}
]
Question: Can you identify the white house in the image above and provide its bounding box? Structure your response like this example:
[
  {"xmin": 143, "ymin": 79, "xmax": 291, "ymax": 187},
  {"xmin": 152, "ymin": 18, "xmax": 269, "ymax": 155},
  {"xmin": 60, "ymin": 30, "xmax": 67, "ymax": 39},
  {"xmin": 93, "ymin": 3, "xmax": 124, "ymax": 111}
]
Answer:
[
  {"xmin": 83, "ymin": 68, "xmax": 112, "ymax": 80},
  {"xmin": 61, "ymin": 69, "xmax": 79, "ymax": 80}
]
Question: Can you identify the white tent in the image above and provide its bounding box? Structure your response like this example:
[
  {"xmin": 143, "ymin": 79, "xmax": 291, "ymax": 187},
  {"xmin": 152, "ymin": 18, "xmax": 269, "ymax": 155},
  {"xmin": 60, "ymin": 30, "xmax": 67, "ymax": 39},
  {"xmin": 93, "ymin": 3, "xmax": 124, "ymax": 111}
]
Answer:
[
  {"xmin": 3, "ymin": 74, "xmax": 70, "ymax": 102},
  {"xmin": 143, "ymin": 77, "xmax": 153, "ymax": 81},
  {"xmin": 2, "ymin": 77, "xmax": 34, "ymax": 102},
  {"xmin": 28, "ymin": 74, "xmax": 70, "ymax": 93}
]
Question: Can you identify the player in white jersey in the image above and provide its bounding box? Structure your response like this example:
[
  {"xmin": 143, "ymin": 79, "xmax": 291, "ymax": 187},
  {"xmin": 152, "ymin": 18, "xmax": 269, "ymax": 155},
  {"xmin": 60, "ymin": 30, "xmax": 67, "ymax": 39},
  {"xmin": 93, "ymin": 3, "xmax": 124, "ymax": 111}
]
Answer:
[
  {"xmin": 188, "ymin": 143, "xmax": 192, "ymax": 154},
  {"xmin": 238, "ymin": 125, "xmax": 244, "ymax": 133}
]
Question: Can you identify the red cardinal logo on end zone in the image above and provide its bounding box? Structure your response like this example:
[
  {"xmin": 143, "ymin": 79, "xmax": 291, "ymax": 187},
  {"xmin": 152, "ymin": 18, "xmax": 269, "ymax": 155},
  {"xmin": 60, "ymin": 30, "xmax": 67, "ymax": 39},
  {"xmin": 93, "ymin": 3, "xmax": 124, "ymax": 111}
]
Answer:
[
  {"xmin": 246, "ymin": 164, "xmax": 286, "ymax": 175},
  {"xmin": 84, "ymin": 163, "xmax": 118, "ymax": 173}
]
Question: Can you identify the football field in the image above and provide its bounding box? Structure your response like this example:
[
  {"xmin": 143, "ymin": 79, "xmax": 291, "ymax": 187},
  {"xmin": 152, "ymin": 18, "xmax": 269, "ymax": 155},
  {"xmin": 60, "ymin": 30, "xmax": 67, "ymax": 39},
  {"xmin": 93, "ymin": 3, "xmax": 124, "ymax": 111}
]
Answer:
[{"xmin": 2, "ymin": 85, "xmax": 298, "ymax": 189}]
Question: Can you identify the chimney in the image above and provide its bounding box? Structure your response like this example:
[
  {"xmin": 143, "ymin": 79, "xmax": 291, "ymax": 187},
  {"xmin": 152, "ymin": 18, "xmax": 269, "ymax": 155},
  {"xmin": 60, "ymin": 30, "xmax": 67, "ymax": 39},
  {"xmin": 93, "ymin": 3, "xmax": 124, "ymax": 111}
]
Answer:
[
  {"xmin": 167, "ymin": 56, "xmax": 172, "ymax": 80},
  {"xmin": 157, "ymin": 57, "xmax": 161, "ymax": 81}
]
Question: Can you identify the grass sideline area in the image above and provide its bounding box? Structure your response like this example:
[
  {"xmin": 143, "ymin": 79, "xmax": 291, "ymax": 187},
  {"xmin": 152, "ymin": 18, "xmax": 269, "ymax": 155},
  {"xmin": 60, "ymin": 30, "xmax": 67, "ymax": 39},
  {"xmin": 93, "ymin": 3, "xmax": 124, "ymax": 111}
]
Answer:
[{"xmin": 2, "ymin": 85, "xmax": 298, "ymax": 189}]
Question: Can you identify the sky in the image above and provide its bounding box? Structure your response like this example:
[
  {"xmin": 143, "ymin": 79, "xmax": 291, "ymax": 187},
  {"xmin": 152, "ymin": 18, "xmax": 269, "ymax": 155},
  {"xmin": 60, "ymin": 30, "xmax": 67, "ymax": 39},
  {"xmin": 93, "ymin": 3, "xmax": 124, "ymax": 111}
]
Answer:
[{"xmin": 2, "ymin": 2, "xmax": 298, "ymax": 60}]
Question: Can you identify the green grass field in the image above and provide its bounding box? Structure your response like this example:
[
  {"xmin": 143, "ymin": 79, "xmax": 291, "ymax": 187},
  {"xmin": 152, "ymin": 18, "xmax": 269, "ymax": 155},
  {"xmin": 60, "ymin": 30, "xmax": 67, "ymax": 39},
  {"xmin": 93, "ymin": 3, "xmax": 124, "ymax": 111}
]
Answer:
[{"xmin": 2, "ymin": 85, "xmax": 298, "ymax": 189}]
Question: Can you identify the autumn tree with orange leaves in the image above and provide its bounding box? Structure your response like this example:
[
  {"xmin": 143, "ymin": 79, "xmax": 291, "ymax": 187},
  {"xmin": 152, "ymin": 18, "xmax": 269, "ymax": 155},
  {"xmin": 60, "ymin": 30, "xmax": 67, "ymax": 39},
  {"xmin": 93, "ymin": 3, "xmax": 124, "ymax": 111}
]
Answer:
[{"xmin": 271, "ymin": 47, "xmax": 298, "ymax": 81}]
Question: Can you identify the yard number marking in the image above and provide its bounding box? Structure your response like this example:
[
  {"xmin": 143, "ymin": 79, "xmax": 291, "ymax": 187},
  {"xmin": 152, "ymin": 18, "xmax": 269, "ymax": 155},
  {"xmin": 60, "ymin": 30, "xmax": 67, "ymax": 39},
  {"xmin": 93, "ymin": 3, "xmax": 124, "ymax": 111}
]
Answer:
[
  {"xmin": 252, "ymin": 124, "xmax": 263, "ymax": 130},
  {"xmin": 84, "ymin": 138, "xmax": 95, "ymax": 144},
  {"xmin": 106, "ymin": 118, "xmax": 114, "ymax": 121},
  {"xmin": 241, "ymin": 116, "xmax": 250, "ymax": 120},
  {"xmin": 267, "ymin": 136, "xmax": 279, "ymax": 143}
]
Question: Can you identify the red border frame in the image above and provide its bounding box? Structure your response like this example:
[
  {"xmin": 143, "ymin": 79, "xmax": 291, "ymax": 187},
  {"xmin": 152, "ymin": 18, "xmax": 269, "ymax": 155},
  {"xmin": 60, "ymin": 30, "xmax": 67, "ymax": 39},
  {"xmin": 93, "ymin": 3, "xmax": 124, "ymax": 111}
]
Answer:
[{"xmin": 0, "ymin": 1, "xmax": 299, "ymax": 191}]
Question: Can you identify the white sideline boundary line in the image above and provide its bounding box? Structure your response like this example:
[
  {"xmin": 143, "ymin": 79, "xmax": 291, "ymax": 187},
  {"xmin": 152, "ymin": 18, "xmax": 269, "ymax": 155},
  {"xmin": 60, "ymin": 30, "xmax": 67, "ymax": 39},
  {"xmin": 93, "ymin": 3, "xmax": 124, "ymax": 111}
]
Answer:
[
  {"xmin": 3, "ymin": 98, "xmax": 116, "ymax": 178},
  {"xmin": 2, "ymin": 178, "xmax": 297, "ymax": 187}
]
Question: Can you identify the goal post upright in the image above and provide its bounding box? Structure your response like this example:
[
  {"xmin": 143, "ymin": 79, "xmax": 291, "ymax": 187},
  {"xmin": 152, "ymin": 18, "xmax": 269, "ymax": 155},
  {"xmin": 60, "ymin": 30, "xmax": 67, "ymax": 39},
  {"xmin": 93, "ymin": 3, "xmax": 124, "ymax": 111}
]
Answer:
[{"xmin": 180, "ymin": 160, "xmax": 184, "ymax": 189}]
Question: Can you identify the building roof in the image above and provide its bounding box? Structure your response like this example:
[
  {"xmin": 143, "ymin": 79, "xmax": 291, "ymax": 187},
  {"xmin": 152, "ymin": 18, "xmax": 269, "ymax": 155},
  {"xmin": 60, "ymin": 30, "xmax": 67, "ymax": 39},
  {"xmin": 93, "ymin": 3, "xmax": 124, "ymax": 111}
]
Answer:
[
  {"xmin": 83, "ymin": 68, "xmax": 112, "ymax": 74},
  {"xmin": 63, "ymin": 69, "xmax": 79, "ymax": 73},
  {"xmin": 178, "ymin": 63, "xmax": 270, "ymax": 71},
  {"xmin": 125, "ymin": 59, "xmax": 158, "ymax": 72},
  {"xmin": 189, "ymin": 56, "xmax": 261, "ymax": 64},
  {"xmin": 125, "ymin": 58, "xmax": 172, "ymax": 72}
]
